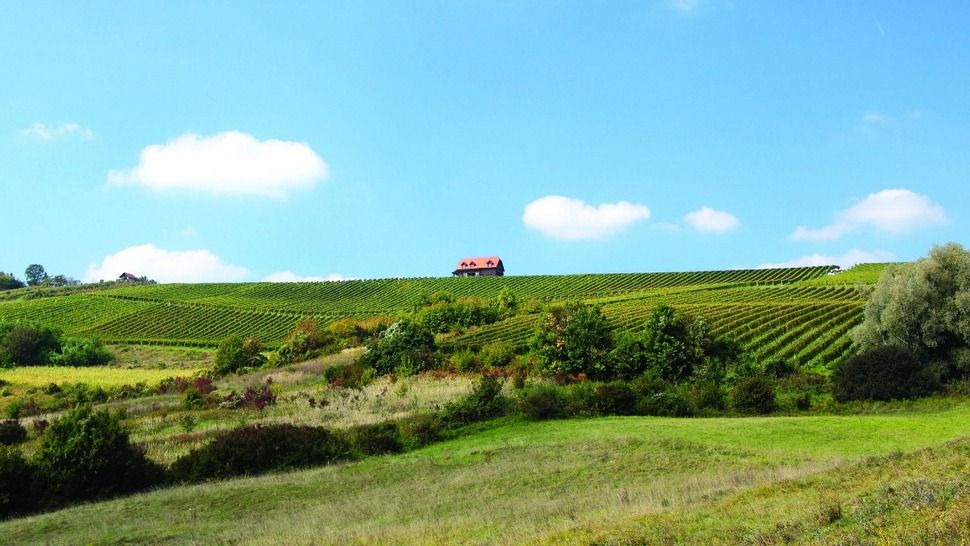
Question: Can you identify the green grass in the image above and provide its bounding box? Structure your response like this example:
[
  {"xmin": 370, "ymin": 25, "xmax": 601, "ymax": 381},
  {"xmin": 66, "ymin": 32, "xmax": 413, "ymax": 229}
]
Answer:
[{"xmin": 4, "ymin": 403, "xmax": 970, "ymax": 545}]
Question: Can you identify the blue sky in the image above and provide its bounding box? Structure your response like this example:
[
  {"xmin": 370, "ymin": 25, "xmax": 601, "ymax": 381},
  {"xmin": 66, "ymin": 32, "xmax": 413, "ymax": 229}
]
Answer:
[{"xmin": 1, "ymin": 1, "xmax": 967, "ymax": 282}]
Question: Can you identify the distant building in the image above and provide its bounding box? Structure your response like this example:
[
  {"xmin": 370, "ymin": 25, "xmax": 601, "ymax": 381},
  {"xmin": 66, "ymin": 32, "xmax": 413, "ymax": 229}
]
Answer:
[
  {"xmin": 118, "ymin": 272, "xmax": 140, "ymax": 282},
  {"xmin": 452, "ymin": 256, "xmax": 504, "ymax": 277}
]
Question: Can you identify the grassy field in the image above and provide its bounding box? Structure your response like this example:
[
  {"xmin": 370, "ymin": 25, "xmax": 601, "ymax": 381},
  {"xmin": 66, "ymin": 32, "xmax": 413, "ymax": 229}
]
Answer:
[
  {"xmin": 4, "ymin": 403, "xmax": 970, "ymax": 545},
  {"xmin": 0, "ymin": 366, "xmax": 201, "ymax": 388}
]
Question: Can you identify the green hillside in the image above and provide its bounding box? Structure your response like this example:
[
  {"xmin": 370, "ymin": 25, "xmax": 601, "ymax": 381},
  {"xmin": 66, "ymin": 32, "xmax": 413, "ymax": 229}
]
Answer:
[
  {"xmin": 0, "ymin": 264, "xmax": 888, "ymax": 369},
  {"xmin": 4, "ymin": 404, "xmax": 969, "ymax": 545}
]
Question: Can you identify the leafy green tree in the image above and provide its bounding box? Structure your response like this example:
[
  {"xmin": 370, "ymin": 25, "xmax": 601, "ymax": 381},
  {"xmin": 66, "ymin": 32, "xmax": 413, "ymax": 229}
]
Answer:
[
  {"xmin": 358, "ymin": 320, "xmax": 438, "ymax": 375},
  {"xmin": 529, "ymin": 302, "xmax": 613, "ymax": 378},
  {"xmin": 0, "ymin": 273, "xmax": 25, "ymax": 291},
  {"xmin": 852, "ymin": 243, "xmax": 970, "ymax": 380},
  {"xmin": 0, "ymin": 323, "xmax": 61, "ymax": 366},
  {"xmin": 833, "ymin": 345, "xmax": 941, "ymax": 402},
  {"xmin": 50, "ymin": 337, "xmax": 114, "ymax": 367},
  {"xmin": 24, "ymin": 264, "xmax": 47, "ymax": 287},
  {"xmin": 638, "ymin": 305, "xmax": 714, "ymax": 382},
  {"xmin": 214, "ymin": 335, "xmax": 267, "ymax": 375}
]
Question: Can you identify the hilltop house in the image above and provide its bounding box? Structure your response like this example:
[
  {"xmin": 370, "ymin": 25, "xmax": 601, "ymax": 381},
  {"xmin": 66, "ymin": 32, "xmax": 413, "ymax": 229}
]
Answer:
[
  {"xmin": 118, "ymin": 272, "xmax": 140, "ymax": 282},
  {"xmin": 452, "ymin": 256, "xmax": 504, "ymax": 277}
]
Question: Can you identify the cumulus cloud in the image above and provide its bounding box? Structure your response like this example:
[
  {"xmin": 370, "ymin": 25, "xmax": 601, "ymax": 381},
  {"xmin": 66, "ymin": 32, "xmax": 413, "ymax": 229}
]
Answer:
[
  {"xmin": 757, "ymin": 249, "xmax": 894, "ymax": 270},
  {"xmin": 683, "ymin": 206, "xmax": 740, "ymax": 233},
  {"xmin": 84, "ymin": 244, "xmax": 247, "ymax": 283},
  {"xmin": 523, "ymin": 195, "xmax": 651, "ymax": 240},
  {"xmin": 791, "ymin": 189, "xmax": 947, "ymax": 241},
  {"xmin": 21, "ymin": 122, "xmax": 94, "ymax": 140},
  {"xmin": 262, "ymin": 271, "xmax": 353, "ymax": 282},
  {"xmin": 107, "ymin": 131, "xmax": 329, "ymax": 198}
]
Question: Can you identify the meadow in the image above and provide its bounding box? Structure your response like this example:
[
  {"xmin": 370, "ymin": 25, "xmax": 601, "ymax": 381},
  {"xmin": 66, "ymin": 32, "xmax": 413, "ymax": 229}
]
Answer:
[{"xmin": 3, "ymin": 403, "xmax": 969, "ymax": 544}]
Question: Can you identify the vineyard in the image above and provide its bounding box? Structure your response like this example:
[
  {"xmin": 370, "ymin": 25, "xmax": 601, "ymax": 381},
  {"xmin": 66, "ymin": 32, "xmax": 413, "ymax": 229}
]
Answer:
[{"xmin": 0, "ymin": 264, "xmax": 886, "ymax": 370}]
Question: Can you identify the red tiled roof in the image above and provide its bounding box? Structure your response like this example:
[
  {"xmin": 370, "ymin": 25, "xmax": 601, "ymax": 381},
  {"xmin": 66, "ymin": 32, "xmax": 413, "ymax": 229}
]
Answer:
[
  {"xmin": 119, "ymin": 272, "xmax": 139, "ymax": 280},
  {"xmin": 454, "ymin": 256, "xmax": 502, "ymax": 271}
]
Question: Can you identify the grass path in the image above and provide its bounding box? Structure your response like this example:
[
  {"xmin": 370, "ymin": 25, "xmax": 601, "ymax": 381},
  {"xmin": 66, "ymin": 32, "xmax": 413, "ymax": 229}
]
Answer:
[{"xmin": 5, "ymin": 404, "xmax": 970, "ymax": 545}]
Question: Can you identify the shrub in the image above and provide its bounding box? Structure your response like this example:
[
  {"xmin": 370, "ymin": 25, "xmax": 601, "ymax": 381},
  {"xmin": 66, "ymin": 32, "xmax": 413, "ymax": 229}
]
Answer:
[
  {"xmin": 732, "ymin": 375, "xmax": 777, "ymax": 414},
  {"xmin": 221, "ymin": 382, "xmax": 277, "ymax": 410},
  {"xmin": 630, "ymin": 376, "xmax": 693, "ymax": 417},
  {"xmin": 346, "ymin": 422, "xmax": 403, "ymax": 456},
  {"xmin": 50, "ymin": 337, "xmax": 113, "ymax": 367},
  {"xmin": 0, "ymin": 323, "xmax": 61, "ymax": 366},
  {"xmin": 449, "ymin": 349, "xmax": 480, "ymax": 373},
  {"xmin": 214, "ymin": 335, "xmax": 267, "ymax": 376},
  {"xmin": 583, "ymin": 382, "xmax": 638, "ymax": 416},
  {"xmin": 518, "ymin": 384, "xmax": 570, "ymax": 420},
  {"xmin": 833, "ymin": 345, "xmax": 941, "ymax": 402},
  {"xmin": 762, "ymin": 358, "xmax": 796, "ymax": 379},
  {"xmin": 324, "ymin": 362, "xmax": 372, "ymax": 389},
  {"xmin": 37, "ymin": 405, "xmax": 164, "ymax": 503},
  {"xmin": 0, "ymin": 420, "xmax": 27, "ymax": 446},
  {"xmin": 638, "ymin": 305, "xmax": 714, "ymax": 382},
  {"xmin": 169, "ymin": 424, "xmax": 354, "ymax": 482},
  {"xmin": 0, "ymin": 446, "xmax": 37, "ymax": 518},
  {"xmin": 689, "ymin": 381, "xmax": 727, "ymax": 414},
  {"xmin": 397, "ymin": 413, "xmax": 442, "ymax": 449},
  {"xmin": 441, "ymin": 375, "xmax": 509, "ymax": 427},
  {"xmin": 277, "ymin": 319, "xmax": 337, "ymax": 365},
  {"xmin": 358, "ymin": 320, "xmax": 439, "ymax": 376},
  {"xmin": 480, "ymin": 341, "xmax": 516, "ymax": 369}
]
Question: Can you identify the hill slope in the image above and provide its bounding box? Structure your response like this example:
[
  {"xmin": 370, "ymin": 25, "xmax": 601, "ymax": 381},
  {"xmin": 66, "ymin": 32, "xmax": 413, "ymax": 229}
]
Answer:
[{"xmin": 0, "ymin": 264, "xmax": 887, "ymax": 370}]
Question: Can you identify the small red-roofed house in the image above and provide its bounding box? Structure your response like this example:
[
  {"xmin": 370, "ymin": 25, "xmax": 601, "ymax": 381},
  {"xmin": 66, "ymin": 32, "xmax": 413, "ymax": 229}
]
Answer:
[
  {"xmin": 452, "ymin": 257, "xmax": 504, "ymax": 277},
  {"xmin": 118, "ymin": 272, "xmax": 140, "ymax": 282}
]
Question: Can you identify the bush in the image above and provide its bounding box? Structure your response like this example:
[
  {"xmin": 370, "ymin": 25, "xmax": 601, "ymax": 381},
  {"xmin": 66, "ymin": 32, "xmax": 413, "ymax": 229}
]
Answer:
[
  {"xmin": 0, "ymin": 446, "xmax": 37, "ymax": 518},
  {"xmin": 688, "ymin": 381, "xmax": 726, "ymax": 414},
  {"xmin": 170, "ymin": 424, "xmax": 353, "ymax": 482},
  {"xmin": 449, "ymin": 349, "xmax": 480, "ymax": 373},
  {"xmin": 833, "ymin": 345, "xmax": 941, "ymax": 402},
  {"xmin": 358, "ymin": 320, "xmax": 439, "ymax": 376},
  {"xmin": 324, "ymin": 362, "xmax": 372, "ymax": 389},
  {"xmin": 480, "ymin": 341, "xmax": 516, "ymax": 369},
  {"xmin": 581, "ymin": 382, "xmax": 638, "ymax": 416},
  {"xmin": 0, "ymin": 323, "xmax": 61, "ymax": 366},
  {"xmin": 517, "ymin": 384, "xmax": 570, "ymax": 420},
  {"xmin": 441, "ymin": 375, "xmax": 509, "ymax": 427},
  {"xmin": 732, "ymin": 375, "xmax": 777, "ymax": 414},
  {"xmin": 397, "ymin": 413, "xmax": 442, "ymax": 449},
  {"xmin": 220, "ymin": 381, "xmax": 277, "ymax": 410},
  {"xmin": 0, "ymin": 420, "xmax": 27, "ymax": 446},
  {"xmin": 50, "ymin": 337, "xmax": 113, "ymax": 367},
  {"xmin": 346, "ymin": 422, "xmax": 404, "ymax": 456},
  {"xmin": 37, "ymin": 405, "xmax": 164, "ymax": 503},
  {"xmin": 214, "ymin": 335, "xmax": 267, "ymax": 376}
]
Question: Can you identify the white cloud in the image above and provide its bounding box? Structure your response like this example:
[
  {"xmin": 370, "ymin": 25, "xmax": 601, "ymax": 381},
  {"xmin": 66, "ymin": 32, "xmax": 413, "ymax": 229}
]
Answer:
[
  {"xmin": 862, "ymin": 111, "xmax": 890, "ymax": 124},
  {"xmin": 21, "ymin": 122, "xmax": 94, "ymax": 140},
  {"xmin": 262, "ymin": 271, "xmax": 353, "ymax": 282},
  {"xmin": 84, "ymin": 244, "xmax": 247, "ymax": 283},
  {"xmin": 758, "ymin": 249, "xmax": 895, "ymax": 270},
  {"xmin": 107, "ymin": 131, "xmax": 329, "ymax": 198},
  {"xmin": 683, "ymin": 206, "xmax": 740, "ymax": 233},
  {"xmin": 791, "ymin": 189, "xmax": 947, "ymax": 241},
  {"xmin": 523, "ymin": 195, "xmax": 651, "ymax": 240}
]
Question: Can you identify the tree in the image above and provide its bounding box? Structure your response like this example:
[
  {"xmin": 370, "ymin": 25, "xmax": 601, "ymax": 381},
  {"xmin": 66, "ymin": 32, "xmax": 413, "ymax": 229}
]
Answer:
[
  {"xmin": 852, "ymin": 243, "xmax": 970, "ymax": 380},
  {"xmin": 0, "ymin": 273, "xmax": 25, "ymax": 291},
  {"xmin": 0, "ymin": 323, "xmax": 61, "ymax": 366},
  {"xmin": 529, "ymin": 302, "xmax": 613, "ymax": 378},
  {"xmin": 24, "ymin": 264, "xmax": 47, "ymax": 287},
  {"xmin": 358, "ymin": 320, "xmax": 438, "ymax": 375},
  {"xmin": 638, "ymin": 305, "xmax": 714, "ymax": 382},
  {"xmin": 214, "ymin": 335, "xmax": 267, "ymax": 375},
  {"xmin": 833, "ymin": 345, "xmax": 940, "ymax": 402}
]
